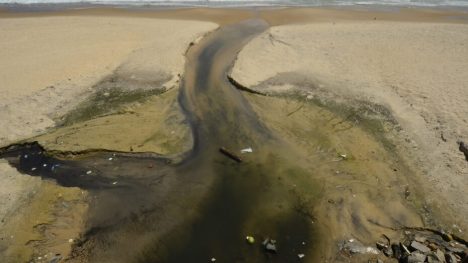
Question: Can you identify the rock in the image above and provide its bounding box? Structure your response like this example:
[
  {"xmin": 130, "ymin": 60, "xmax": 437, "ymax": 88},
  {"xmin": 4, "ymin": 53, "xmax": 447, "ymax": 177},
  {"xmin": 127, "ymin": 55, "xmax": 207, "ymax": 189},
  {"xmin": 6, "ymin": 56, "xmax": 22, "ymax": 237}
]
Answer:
[
  {"xmin": 263, "ymin": 238, "xmax": 277, "ymax": 253},
  {"xmin": 411, "ymin": 241, "xmax": 431, "ymax": 253},
  {"xmin": 406, "ymin": 252, "xmax": 427, "ymax": 263},
  {"xmin": 435, "ymin": 249, "xmax": 447, "ymax": 262},
  {"xmin": 445, "ymin": 253, "xmax": 458, "ymax": 263},
  {"xmin": 245, "ymin": 235, "xmax": 255, "ymax": 244}
]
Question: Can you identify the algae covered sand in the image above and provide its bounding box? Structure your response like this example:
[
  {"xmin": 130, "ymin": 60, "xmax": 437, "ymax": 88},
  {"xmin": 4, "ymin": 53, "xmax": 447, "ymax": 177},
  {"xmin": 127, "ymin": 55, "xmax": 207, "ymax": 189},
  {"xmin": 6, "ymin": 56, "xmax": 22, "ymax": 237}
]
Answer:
[{"xmin": 34, "ymin": 88, "xmax": 192, "ymax": 156}]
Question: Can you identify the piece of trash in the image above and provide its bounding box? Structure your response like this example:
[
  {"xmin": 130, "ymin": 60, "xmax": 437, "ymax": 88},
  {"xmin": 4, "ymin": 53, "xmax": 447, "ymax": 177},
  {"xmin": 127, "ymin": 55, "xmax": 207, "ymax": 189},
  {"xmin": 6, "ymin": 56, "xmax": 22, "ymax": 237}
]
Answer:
[
  {"xmin": 112, "ymin": 181, "xmax": 118, "ymax": 185},
  {"xmin": 86, "ymin": 170, "xmax": 92, "ymax": 175},
  {"xmin": 241, "ymin": 147, "xmax": 253, "ymax": 153},
  {"xmin": 246, "ymin": 235, "xmax": 255, "ymax": 244},
  {"xmin": 340, "ymin": 239, "xmax": 379, "ymax": 255},
  {"xmin": 31, "ymin": 167, "xmax": 37, "ymax": 171},
  {"xmin": 298, "ymin": 253, "xmax": 305, "ymax": 259},
  {"xmin": 43, "ymin": 164, "xmax": 47, "ymax": 167},
  {"xmin": 219, "ymin": 147, "xmax": 242, "ymax": 163},
  {"xmin": 108, "ymin": 157, "xmax": 113, "ymax": 161},
  {"xmin": 339, "ymin": 154, "xmax": 347, "ymax": 160},
  {"xmin": 24, "ymin": 154, "xmax": 28, "ymax": 159},
  {"xmin": 68, "ymin": 239, "xmax": 73, "ymax": 243},
  {"xmin": 210, "ymin": 258, "xmax": 216, "ymax": 262},
  {"xmin": 263, "ymin": 238, "xmax": 277, "ymax": 253}
]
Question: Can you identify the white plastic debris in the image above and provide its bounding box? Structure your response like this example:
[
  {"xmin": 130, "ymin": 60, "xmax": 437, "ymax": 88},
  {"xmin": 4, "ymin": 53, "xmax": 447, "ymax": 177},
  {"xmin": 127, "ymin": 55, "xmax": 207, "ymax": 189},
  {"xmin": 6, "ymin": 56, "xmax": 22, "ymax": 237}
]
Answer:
[
  {"xmin": 339, "ymin": 154, "xmax": 347, "ymax": 159},
  {"xmin": 68, "ymin": 239, "xmax": 74, "ymax": 243},
  {"xmin": 108, "ymin": 157, "xmax": 113, "ymax": 161},
  {"xmin": 112, "ymin": 181, "xmax": 118, "ymax": 185},
  {"xmin": 31, "ymin": 167, "xmax": 37, "ymax": 171},
  {"xmin": 210, "ymin": 258, "xmax": 216, "ymax": 262},
  {"xmin": 298, "ymin": 253, "xmax": 305, "ymax": 259},
  {"xmin": 86, "ymin": 171, "xmax": 92, "ymax": 175},
  {"xmin": 24, "ymin": 154, "xmax": 28, "ymax": 159},
  {"xmin": 240, "ymin": 147, "xmax": 253, "ymax": 153},
  {"xmin": 43, "ymin": 164, "xmax": 47, "ymax": 167}
]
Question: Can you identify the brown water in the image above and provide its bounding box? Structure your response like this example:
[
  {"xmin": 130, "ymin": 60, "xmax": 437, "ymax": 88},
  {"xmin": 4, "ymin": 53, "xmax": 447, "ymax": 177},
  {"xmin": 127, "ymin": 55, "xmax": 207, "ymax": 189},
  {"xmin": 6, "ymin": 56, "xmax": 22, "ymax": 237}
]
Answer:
[{"xmin": 0, "ymin": 19, "xmax": 427, "ymax": 262}]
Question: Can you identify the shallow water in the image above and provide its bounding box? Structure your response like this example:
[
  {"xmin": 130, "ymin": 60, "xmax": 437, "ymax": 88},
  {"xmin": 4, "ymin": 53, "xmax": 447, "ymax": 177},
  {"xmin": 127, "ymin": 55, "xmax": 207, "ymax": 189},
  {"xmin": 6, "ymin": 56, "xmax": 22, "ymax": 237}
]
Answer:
[{"xmin": 0, "ymin": 18, "xmax": 427, "ymax": 262}]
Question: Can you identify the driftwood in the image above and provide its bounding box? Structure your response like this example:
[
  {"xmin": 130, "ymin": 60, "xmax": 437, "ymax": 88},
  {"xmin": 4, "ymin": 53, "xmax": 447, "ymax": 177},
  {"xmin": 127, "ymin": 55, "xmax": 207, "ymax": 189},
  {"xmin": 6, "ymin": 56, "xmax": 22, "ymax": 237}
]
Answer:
[{"xmin": 219, "ymin": 147, "xmax": 242, "ymax": 163}]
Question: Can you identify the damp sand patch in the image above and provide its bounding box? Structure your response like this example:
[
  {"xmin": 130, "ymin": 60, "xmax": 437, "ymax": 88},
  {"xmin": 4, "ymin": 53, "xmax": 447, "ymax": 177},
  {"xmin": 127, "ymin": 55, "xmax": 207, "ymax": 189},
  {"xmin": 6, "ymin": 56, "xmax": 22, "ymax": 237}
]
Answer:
[
  {"xmin": 243, "ymin": 92, "xmax": 454, "ymax": 261},
  {"xmin": 0, "ymin": 180, "xmax": 86, "ymax": 262}
]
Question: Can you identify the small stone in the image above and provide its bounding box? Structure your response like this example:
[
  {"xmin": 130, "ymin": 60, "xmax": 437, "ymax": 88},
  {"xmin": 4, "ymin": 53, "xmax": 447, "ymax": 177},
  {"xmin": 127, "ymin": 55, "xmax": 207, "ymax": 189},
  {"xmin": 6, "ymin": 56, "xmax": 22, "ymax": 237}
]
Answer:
[
  {"xmin": 112, "ymin": 181, "xmax": 118, "ymax": 185},
  {"xmin": 68, "ymin": 239, "xmax": 73, "ymax": 243},
  {"xmin": 210, "ymin": 258, "xmax": 216, "ymax": 262},
  {"xmin": 445, "ymin": 253, "xmax": 458, "ymax": 263},
  {"xmin": 108, "ymin": 157, "xmax": 113, "ymax": 161},
  {"xmin": 246, "ymin": 235, "xmax": 255, "ymax": 244},
  {"xmin": 86, "ymin": 170, "xmax": 92, "ymax": 175},
  {"xmin": 407, "ymin": 252, "xmax": 427, "ymax": 263},
  {"xmin": 43, "ymin": 164, "xmax": 47, "ymax": 167},
  {"xmin": 411, "ymin": 241, "xmax": 431, "ymax": 253},
  {"xmin": 31, "ymin": 167, "xmax": 37, "ymax": 171},
  {"xmin": 298, "ymin": 253, "xmax": 305, "ymax": 259},
  {"xmin": 414, "ymin": 235, "xmax": 427, "ymax": 243}
]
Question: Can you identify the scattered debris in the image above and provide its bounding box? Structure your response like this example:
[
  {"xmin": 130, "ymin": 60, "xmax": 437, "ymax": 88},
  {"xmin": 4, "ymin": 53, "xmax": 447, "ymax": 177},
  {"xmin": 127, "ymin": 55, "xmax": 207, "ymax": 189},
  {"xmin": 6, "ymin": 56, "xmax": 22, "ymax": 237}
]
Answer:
[
  {"xmin": 210, "ymin": 257, "xmax": 216, "ymax": 262},
  {"xmin": 241, "ymin": 147, "xmax": 253, "ymax": 154},
  {"xmin": 86, "ymin": 170, "xmax": 92, "ymax": 175},
  {"xmin": 298, "ymin": 253, "xmax": 305, "ymax": 259},
  {"xmin": 31, "ymin": 167, "xmax": 37, "ymax": 171},
  {"xmin": 43, "ymin": 164, "xmax": 47, "ymax": 167},
  {"xmin": 339, "ymin": 154, "xmax": 348, "ymax": 160},
  {"xmin": 263, "ymin": 238, "xmax": 278, "ymax": 253},
  {"xmin": 375, "ymin": 228, "xmax": 468, "ymax": 263},
  {"xmin": 219, "ymin": 147, "xmax": 242, "ymax": 163},
  {"xmin": 340, "ymin": 239, "xmax": 380, "ymax": 255},
  {"xmin": 108, "ymin": 157, "xmax": 113, "ymax": 161},
  {"xmin": 48, "ymin": 254, "xmax": 62, "ymax": 263},
  {"xmin": 68, "ymin": 239, "xmax": 74, "ymax": 243},
  {"xmin": 246, "ymin": 235, "xmax": 255, "ymax": 244},
  {"xmin": 112, "ymin": 181, "xmax": 118, "ymax": 185}
]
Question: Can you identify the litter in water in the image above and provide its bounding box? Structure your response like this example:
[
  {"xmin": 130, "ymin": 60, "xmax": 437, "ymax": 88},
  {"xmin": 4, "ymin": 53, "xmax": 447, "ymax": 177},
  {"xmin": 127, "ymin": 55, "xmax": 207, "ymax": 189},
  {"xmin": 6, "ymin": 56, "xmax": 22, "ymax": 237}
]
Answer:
[{"xmin": 241, "ymin": 147, "xmax": 253, "ymax": 153}]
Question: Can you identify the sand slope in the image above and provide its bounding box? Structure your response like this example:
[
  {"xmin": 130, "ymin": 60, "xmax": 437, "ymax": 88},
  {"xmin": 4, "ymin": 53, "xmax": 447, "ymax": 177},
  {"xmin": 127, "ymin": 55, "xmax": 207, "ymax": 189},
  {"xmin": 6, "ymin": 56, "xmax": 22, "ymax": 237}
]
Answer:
[{"xmin": 231, "ymin": 21, "xmax": 468, "ymax": 227}]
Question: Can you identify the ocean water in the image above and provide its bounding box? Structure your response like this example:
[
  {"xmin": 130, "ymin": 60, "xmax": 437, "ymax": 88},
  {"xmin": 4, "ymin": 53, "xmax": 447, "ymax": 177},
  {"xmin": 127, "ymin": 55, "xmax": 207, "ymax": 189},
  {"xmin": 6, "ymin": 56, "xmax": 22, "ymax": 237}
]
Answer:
[{"xmin": 1, "ymin": 0, "xmax": 468, "ymax": 7}]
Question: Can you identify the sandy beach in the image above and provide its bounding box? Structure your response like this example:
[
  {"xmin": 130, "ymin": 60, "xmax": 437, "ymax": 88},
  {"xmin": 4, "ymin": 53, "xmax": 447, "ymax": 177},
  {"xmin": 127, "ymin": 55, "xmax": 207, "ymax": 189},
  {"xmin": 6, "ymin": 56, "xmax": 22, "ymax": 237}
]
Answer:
[{"xmin": 0, "ymin": 6, "xmax": 467, "ymax": 263}]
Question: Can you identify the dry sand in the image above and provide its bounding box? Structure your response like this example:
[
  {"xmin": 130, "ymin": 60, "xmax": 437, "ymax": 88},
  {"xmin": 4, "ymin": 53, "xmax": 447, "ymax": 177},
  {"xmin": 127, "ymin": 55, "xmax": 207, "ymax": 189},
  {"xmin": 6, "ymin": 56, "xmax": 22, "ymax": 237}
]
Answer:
[{"xmin": 231, "ymin": 16, "xmax": 468, "ymax": 228}]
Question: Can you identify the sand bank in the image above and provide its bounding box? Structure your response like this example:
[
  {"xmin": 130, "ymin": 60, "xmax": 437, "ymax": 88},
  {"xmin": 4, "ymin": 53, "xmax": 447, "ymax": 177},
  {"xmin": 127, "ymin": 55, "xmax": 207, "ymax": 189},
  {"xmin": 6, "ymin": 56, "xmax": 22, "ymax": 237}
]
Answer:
[
  {"xmin": 0, "ymin": 15, "xmax": 216, "ymax": 147},
  {"xmin": 231, "ymin": 15, "xmax": 468, "ymax": 228}
]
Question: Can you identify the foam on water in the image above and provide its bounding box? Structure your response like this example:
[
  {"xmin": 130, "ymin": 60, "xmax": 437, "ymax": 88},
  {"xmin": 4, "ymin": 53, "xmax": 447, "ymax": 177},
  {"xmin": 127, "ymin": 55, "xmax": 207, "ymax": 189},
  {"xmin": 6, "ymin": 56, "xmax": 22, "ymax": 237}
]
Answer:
[{"xmin": 1, "ymin": 0, "xmax": 468, "ymax": 7}]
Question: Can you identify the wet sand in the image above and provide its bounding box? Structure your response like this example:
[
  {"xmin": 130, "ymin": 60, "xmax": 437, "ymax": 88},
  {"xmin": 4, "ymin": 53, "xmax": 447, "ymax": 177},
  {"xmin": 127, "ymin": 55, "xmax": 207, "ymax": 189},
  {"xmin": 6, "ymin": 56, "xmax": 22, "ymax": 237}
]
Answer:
[{"xmin": 0, "ymin": 6, "xmax": 467, "ymax": 263}]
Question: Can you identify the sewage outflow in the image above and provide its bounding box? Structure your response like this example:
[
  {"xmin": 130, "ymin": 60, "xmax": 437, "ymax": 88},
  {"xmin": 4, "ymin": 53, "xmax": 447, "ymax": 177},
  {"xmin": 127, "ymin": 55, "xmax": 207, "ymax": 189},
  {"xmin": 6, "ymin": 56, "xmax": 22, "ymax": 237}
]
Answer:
[{"xmin": 0, "ymin": 19, "xmax": 429, "ymax": 262}]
